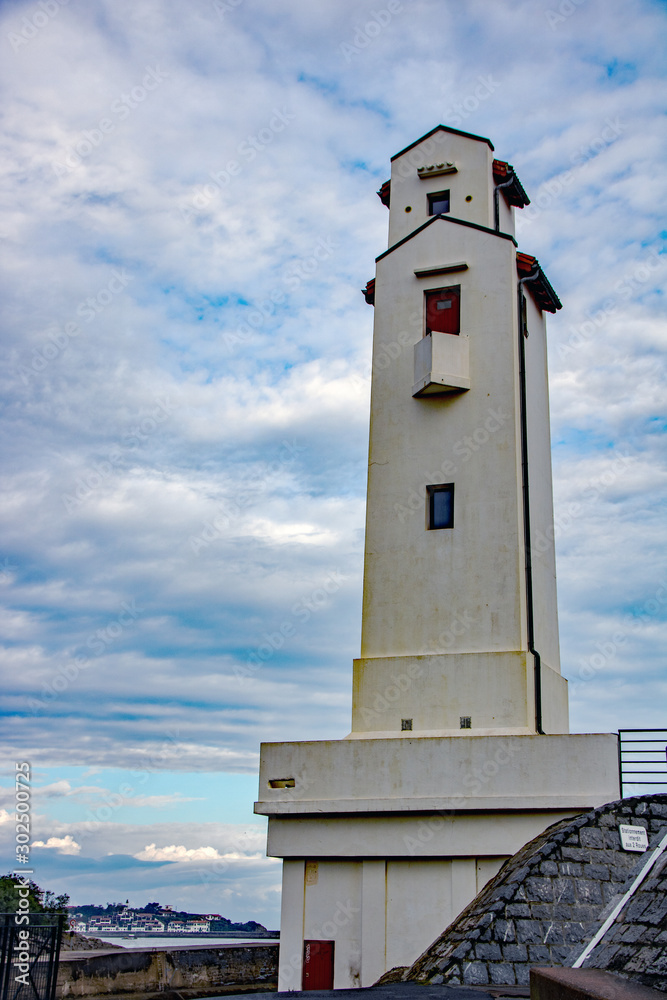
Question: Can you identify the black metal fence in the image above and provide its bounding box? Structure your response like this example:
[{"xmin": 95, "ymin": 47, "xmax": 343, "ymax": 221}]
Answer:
[
  {"xmin": 618, "ymin": 729, "xmax": 667, "ymax": 797},
  {"xmin": 0, "ymin": 915, "xmax": 63, "ymax": 1000}
]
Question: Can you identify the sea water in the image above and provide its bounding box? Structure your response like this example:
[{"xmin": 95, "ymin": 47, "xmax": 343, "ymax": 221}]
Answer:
[{"xmin": 96, "ymin": 935, "xmax": 277, "ymax": 950}]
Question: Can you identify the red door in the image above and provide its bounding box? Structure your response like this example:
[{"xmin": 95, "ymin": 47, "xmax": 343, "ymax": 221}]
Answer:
[
  {"xmin": 425, "ymin": 286, "xmax": 460, "ymax": 335},
  {"xmin": 302, "ymin": 940, "xmax": 335, "ymax": 990}
]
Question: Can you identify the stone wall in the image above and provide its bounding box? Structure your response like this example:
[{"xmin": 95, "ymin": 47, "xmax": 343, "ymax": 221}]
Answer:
[
  {"xmin": 582, "ymin": 827, "xmax": 667, "ymax": 991},
  {"xmin": 57, "ymin": 942, "xmax": 279, "ymax": 998},
  {"xmin": 405, "ymin": 794, "xmax": 667, "ymax": 988}
]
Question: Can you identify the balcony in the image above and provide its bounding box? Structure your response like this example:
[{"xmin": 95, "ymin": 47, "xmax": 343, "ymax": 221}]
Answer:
[{"xmin": 413, "ymin": 331, "xmax": 470, "ymax": 396}]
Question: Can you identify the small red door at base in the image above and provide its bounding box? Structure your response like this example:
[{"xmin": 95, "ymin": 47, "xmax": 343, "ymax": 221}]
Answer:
[{"xmin": 302, "ymin": 939, "xmax": 335, "ymax": 990}]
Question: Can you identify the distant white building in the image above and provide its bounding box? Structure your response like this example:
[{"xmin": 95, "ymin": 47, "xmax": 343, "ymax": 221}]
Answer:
[
  {"xmin": 88, "ymin": 917, "xmax": 113, "ymax": 932},
  {"xmin": 132, "ymin": 917, "xmax": 165, "ymax": 932}
]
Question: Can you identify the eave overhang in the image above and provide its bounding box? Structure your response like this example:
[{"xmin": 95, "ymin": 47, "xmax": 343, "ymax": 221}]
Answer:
[
  {"xmin": 362, "ymin": 278, "xmax": 375, "ymax": 305},
  {"xmin": 516, "ymin": 252, "xmax": 562, "ymax": 313},
  {"xmin": 493, "ymin": 159, "xmax": 530, "ymax": 208},
  {"xmin": 377, "ymin": 179, "xmax": 391, "ymax": 208}
]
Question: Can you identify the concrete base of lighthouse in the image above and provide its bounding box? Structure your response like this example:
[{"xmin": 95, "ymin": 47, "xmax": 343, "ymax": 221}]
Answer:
[
  {"xmin": 351, "ymin": 651, "xmax": 570, "ymax": 736},
  {"xmin": 254, "ymin": 733, "xmax": 620, "ymax": 991}
]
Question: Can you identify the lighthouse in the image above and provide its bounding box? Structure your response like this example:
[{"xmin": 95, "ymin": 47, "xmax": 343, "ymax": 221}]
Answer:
[{"xmin": 254, "ymin": 126, "xmax": 620, "ymax": 991}]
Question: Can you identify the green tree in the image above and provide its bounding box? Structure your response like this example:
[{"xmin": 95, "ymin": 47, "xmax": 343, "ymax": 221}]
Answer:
[{"xmin": 0, "ymin": 874, "xmax": 69, "ymax": 915}]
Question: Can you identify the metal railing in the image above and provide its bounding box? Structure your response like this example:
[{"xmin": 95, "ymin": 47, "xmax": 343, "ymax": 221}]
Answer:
[
  {"xmin": 0, "ymin": 915, "xmax": 63, "ymax": 1000},
  {"xmin": 618, "ymin": 729, "xmax": 667, "ymax": 797}
]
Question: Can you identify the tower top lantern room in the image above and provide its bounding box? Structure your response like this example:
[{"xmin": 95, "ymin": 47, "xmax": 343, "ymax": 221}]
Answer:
[
  {"xmin": 378, "ymin": 123, "xmax": 529, "ymax": 243},
  {"xmin": 354, "ymin": 124, "xmax": 566, "ymax": 740}
]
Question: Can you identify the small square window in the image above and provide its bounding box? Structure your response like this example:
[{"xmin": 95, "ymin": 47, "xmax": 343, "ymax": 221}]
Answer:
[
  {"xmin": 460, "ymin": 716, "xmax": 471, "ymax": 729},
  {"xmin": 427, "ymin": 484, "xmax": 454, "ymax": 530},
  {"xmin": 401, "ymin": 718, "xmax": 413, "ymax": 731},
  {"xmin": 428, "ymin": 190, "xmax": 450, "ymax": 215}
]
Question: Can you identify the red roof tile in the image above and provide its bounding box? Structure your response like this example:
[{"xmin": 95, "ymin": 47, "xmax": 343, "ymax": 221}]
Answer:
[
  {"xmin": 377, "ymin": 180, "xmax": 390, "ymax": 208},
  {"xmin": 516, "ymin": 253, "xmax": 561, "ymax": 313},
  {"xmin": 493, "ymin": 159, "xmax": 530, "ymax": 208}
]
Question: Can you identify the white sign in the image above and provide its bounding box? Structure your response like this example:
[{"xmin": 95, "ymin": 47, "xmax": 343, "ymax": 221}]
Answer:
[{"xmin": 619, "ymin": 824, "xmax": 649, "ymax": 852}]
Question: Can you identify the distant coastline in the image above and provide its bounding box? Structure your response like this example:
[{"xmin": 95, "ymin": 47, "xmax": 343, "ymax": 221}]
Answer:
[{"xmin": 95, "ymin": 930, "xmax": 279, "ymax": 939}]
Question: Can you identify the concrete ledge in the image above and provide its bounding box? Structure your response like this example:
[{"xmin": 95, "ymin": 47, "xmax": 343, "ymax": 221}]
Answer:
[
  {"xmin": 258, "ymin": 795, "xmax": 613, "ymax": 815},
  {"xmin": 255, "ymin": 734, "xmax": 620, "ymax": 817},
  {"xmin": 57, "ymin": 942, "xmax": 279, "ymax": 998},
  {"xmin": 530, "ymin": 967, "xmax": 665, "ymax": 1000}
]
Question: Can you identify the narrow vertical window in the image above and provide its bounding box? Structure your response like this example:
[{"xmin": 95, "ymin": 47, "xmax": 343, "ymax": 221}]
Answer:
[
  {"xmin": 428, "ymin": 190, "xmax": 450, "ymax": 215},
  {"xmin": 425, "ymin": 286, "xmax": 460, "ymax": 336},
  {"xmin": 427, "ymin": 484, "xmax": 454, "ymax": 530},
  {"xmin": 521, "ymin": 293, "xmax": 529, "ymax": 338}
]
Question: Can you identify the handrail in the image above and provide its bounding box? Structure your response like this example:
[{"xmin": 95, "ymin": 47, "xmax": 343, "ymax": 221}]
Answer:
[{"xmin": 618, "ymin": 729, "xmax": 667, "ymax": 797}]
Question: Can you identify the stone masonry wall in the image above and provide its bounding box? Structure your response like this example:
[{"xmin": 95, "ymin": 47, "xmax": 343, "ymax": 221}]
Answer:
[
  {"xmin": 583, "ymin": 830, "xmax": 667, "ymax": 992},
  {"xmin": 405, "ymin": 794, "xmax": 667, "ymax": 988},
  {"xmin": 57, "ymin": 942, "xmax": 279, "ymax": 998}
]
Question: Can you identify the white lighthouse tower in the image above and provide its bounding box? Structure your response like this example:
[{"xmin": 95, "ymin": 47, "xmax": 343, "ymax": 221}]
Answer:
[{"xmin": 254, "ymin": 126, "xmax": 620, "ymax": 992}]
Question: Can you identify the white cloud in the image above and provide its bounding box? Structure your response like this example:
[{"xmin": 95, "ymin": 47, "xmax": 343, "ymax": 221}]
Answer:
[
  {"xmin": 134, "ymin": 843, "xmax": 223, "ymax": 862},
  {"xmin": 133, "ymin": 842, "xmax": 261, "ymax": 863},
  {"xmin": 33, "ymin": 835, "xmax": 81, "ymax": 855}
]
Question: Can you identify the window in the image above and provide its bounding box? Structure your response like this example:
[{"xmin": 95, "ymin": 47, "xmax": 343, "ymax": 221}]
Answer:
[
  {"xmin": 425, "ymin": 286, "xmax": 460, "ymax": 336},
  {"xmin": 428, "ymin": 190, "xmax": 450, "ymax": 215},
  {"xmin": 521, "ymin": 293, "xmax": 529, "ymax": 338},
  {"xmin": 401, "ymin": 718, "xmax": 413, "ymax": 731},
  {"xmin": 427, "ymin": 484, "xmax": 454, "ymax": 530}
]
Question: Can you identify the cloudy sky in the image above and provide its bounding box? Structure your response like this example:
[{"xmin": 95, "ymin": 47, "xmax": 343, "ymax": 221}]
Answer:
[{"xmin": 1, "ymin": 0, "xmax": 665, "ymax": 928}]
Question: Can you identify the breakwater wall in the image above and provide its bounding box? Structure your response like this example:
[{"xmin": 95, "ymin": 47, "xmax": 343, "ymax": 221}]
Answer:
[
  {"xmin": 57, "ymin": 941, "xmax": 279, "ymax": 998},
  {"xmin": 80, "ymin": 932, "xmax": 279, "ymax": 940}
]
